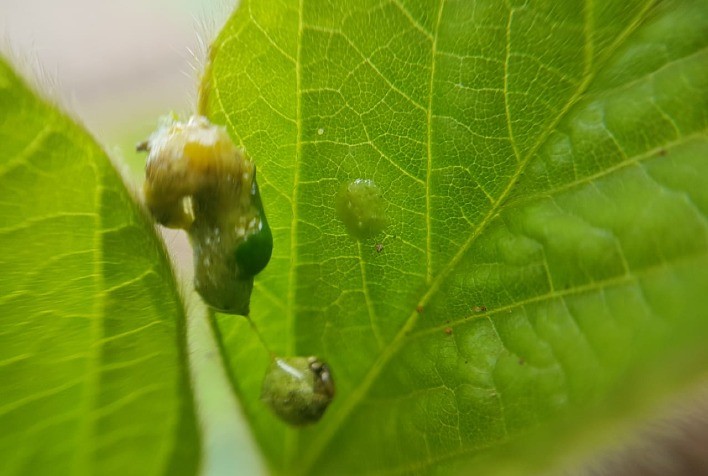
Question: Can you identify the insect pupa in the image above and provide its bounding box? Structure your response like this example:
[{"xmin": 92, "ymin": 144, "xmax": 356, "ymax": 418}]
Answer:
[
  {"xmin": 140, "ymin": 115, "xmax": 272, "ymax": 315},
  {"xmin": 261, "ymin": 356, "xmax": 335, "ymax": 426}
]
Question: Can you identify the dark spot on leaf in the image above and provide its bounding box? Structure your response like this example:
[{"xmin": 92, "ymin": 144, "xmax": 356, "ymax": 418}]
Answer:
[
  {"xmin": 444, "ymin": 327, "xmax": 453, "ymax": 335},
  {"xmin": 416, "ymin": 305, "xmax": 424, "ymax": 314},
  {"xmin": 473, "ymin": 305, "xmax": 487, "ymax": 312},
  {"xmin": 375, "ymin": 243, "xmax": 384, "ymax": 253},
  {"xmin": 518, "ymin": 358, "xmax": 525, "ymax": 365}
]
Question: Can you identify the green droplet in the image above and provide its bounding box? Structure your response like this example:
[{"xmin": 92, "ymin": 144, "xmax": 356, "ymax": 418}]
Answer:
[
  {"xmin": 234, "ymin": 175, "xmax": 273, "ymax": 277},
  {"xmin": 261, "ymin": 356, "xmax": 335, "ymax": 426},
  {"xmin": 336, "ymin": 179, "xmax": 387, "ymax": 240}
]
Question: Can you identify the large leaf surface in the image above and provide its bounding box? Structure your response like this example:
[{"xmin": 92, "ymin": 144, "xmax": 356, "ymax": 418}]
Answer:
[
  {"xmin": 200, "ymin": 0, "xmax": 708, "ymax": 474},
  {"xmin": 0, "ymin": 59, "xmax": 200, "ymax": 475}
]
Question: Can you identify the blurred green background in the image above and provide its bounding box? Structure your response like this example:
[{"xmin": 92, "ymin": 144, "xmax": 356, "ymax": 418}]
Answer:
[{"xmin": 1, "ymin": 1, "xmax": 267, "ymax": 474}]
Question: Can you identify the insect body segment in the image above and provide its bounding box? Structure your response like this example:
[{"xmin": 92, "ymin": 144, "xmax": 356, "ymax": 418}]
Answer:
[{"xmin": 140, "ymin": 115, "xmax": 273, "ymax": 315}]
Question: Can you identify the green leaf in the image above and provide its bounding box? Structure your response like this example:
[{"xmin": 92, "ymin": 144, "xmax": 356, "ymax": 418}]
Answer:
[
  {"xmin": 200, "ymin": 0, "xmax": 708, "ymax": 474},
  {"xmin": 0, "ymin": 59, "xmax": 200, "ymax": 475}
]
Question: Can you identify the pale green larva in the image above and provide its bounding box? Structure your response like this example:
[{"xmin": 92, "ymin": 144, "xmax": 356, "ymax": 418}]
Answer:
[
  {"xmin": 139, "ymin": 115, "xmax": 272, "ymax": 315},
  {"xmin": 335, "ymin": 179, "xmax": 388, "ymax": 240},
  {"xmin": 261, "ymin": 356, "xmax": 335, "ymax": 426}
]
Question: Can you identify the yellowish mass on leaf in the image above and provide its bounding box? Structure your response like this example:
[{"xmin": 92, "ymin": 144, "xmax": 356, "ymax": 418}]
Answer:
[{"xmin": 141, "ymin": 115, "xmax": 273, "ymax": 315}]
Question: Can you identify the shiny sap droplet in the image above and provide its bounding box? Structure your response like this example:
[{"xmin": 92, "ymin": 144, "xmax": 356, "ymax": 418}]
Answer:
[
  {"xmin": 261, "ymin": 356, "xmax": 335, "ymax": 426},
  {"xmin": 335, "ymin": 179, "xmax": 387, "ymax": 240}
]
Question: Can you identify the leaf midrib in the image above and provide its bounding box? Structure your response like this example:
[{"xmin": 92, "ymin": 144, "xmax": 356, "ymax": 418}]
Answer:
[
  {"xmin": 424, "ymin": 0, "xmax": 446, "ymax": 285},
  {"xmin": 285, "ymin": 0, "xmax": 306, "ymax": 468}
]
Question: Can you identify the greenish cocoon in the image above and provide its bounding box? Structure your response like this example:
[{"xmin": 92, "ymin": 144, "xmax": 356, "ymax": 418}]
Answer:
[
  {"xmin": 261, "ymin": 356, "xmax": 335, "ymax": 426},
  {"xmin": 335, "ymin": 179, "xmax": 388, "ymax": 240}
]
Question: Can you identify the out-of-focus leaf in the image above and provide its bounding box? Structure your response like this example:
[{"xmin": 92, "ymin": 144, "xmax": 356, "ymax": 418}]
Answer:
[{"xmin": 0, "ymin": 58, "xmax": 200, "ymax": 475}]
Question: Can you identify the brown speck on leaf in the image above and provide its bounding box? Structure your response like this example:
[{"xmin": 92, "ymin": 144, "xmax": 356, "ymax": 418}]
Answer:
[
  {"xmin": 658, "ymin": 148, "xmax": 667, "ymax": 156},
  {"xmin": 473, "ymin": 305, "xmax": 487, "ymax": 312},
  {"xmin": 416, "ymin": 305, "xmax": 424, "ymax": 314},
  {"xmin": 444, "ymin": 327, "xmax": 453, "ymax": 335},
  {"xmin": 375, "ymin": 243, "xmax": 384, "ymax": 253},
  {"xmin": 518, "ymin": 358, "xmax": 525, "ymax": 365}
]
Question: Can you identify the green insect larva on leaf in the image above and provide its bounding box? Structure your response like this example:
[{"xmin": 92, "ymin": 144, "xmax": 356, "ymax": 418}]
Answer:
[
  {"xmin": 336, "ymin": 179, "xmax": 388, "ymax": 240},
  {"xmin": 261, "ymin": 356, "xmax": 335, "ymax": 426},
  {"xmin": 139, "ymin": 114, "xmax": 272, "ymax": 315}
]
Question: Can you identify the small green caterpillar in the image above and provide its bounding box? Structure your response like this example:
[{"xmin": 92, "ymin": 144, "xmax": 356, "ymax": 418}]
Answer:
[
  {"xmin": 139, "ymin": 115, "xmax": 272, "ymax": 315},
  {"xmin": 261, "ymin": 356, "xmax": 335, "ymax": 426}
]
